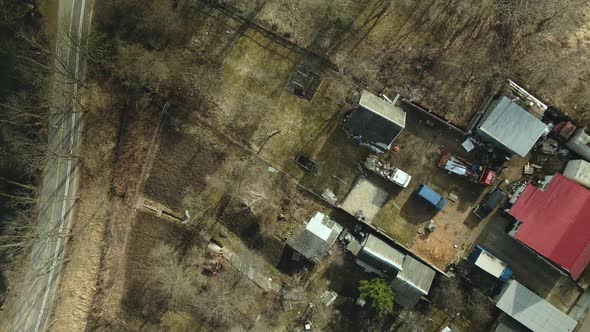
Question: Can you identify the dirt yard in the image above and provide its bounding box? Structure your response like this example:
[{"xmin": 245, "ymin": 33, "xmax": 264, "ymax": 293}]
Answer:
[{"xmin": 368, "ymin": 105, "xmax": 492, "ymax": 270}]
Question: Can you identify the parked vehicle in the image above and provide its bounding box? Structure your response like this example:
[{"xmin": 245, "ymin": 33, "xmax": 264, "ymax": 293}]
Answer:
[
  {"xmin": 473, "ymin": 188, "xmax": 506, "ymax": 220},
  {"xmin": 364, "ymin": 155, "xmax": 412, "ymax": 188},
  {"xmin": 438, "ymin": 151, "xmax": 496, "ymax": 186},
  {"xmin": 469, "ymin": 245, "xmax": 512, "ymax": 281},
  {"xmin": 416, "ymin": 184, "xmax": 447, "ymax": 211}
]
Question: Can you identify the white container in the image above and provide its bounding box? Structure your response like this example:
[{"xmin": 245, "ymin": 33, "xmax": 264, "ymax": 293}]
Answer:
[{"xmin": 564, "ymin": 159, "xmax": 590, "ymax": 188}]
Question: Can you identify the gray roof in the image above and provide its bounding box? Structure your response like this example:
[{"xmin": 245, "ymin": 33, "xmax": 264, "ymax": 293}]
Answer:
[
  {"xmin": 390, "ymin": 255, "xmax": 436, "ymax": 307},
  {"xmin": 359, "ymin": 90, "xmax": 406, "ymax": 127},
  {"xmin": 287, "ymin": 212, "xmax": 342, "ymax": 263},
  {"xmin": 477, "ymin": 96, "xmax": 547, "ymax": 157},
  {"xmin": 344, "ymin": 91, "xmax": 406, "ymax": 150},
  {"xmin": 495, "ymin": 280, "xmax": 577, "ymax": 332},
  {"xmin": 356, "ymin": 234, "xmax": 405, "ymax": 276}
]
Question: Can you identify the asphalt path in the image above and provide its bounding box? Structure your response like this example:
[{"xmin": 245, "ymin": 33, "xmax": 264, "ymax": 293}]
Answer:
[{"xmin": 9, "ymin": 0, "xmax": 92, "ymax": 331}]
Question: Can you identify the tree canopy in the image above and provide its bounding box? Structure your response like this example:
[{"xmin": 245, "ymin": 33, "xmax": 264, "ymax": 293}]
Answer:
[{"xmin": 358, "ymin": 278, "xmax": 394, "ymax": 317}]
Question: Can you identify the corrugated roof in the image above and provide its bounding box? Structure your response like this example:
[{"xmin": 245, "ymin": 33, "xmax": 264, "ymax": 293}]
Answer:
[
  {"xmin": 477, "ymin": 96, "xmax": 547, "ymax": 157},
  {"xmin": 495, "ymin": 280, "xmax": 577, "ymax": 332},
  {"xmin": 358, "ymin": 234, "xmax": 405, "ymax": 274},
  {"xmin": 509, "ymin": 174, "xmax": 590, "ymax": 279},
  {"xmin": 359, "ymin": 90, "xmax": 406, "ymax": 127},
  {"xmin": 391, "ymin": 255, "xmax": 436, "ymax": 307}
]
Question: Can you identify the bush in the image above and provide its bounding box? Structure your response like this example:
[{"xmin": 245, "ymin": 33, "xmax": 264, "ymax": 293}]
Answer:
[{"xmin": 358, "ymin": 278, "xmax": 394, "ymax": 317}]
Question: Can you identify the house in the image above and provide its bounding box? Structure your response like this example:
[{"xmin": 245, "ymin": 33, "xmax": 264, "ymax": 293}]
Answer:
[
  {"xmin": 344, "ymin": 90, "xmax": 406, "ymax": 153},
  {"xmin": 495, "ymin": 280, "xmax": 577, "ymax": 332},
  {"xmin": 390, "ymin": 255, "xmax": 435, "ymax": 308},
  {"xmin": 566, "ymin": 128, "xmax": 590, "ymax": 162},
  {"xmin": 508, "ymin": 174, "xmax": 590, "ymax": 279},
  {"xmin": 286, "ymin": 212, "xmax": 343, "ymax": 264},
  {"xmin": 476, "ymin": 96, "xmax": 547, "ymax": 157},
  {"xmin": 564, "ymin": 159, "xmax": 590, "ymax": 188},
  {"xmin": 347, "ymin": 234, "xmax": 405, "ymax": 278}
]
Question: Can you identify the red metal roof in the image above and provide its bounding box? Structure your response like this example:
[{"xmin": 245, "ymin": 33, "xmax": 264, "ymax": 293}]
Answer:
[{"xmin": 509, "ymin": 174, "xmax": 590, "ymax": 279}]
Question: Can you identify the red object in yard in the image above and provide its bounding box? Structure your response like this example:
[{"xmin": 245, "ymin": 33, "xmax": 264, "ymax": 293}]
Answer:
[
  {"xmin": 480, "ymin": 169, "xmax": 496, "ymax": 186},
  {"xmin": 438, "ymin": 151, "xmax": 496, "ymax": 186},
  {"xmin": 509, "ymin": 174, "xmax": 590, "ymax": 279},
  {"xmin": 553, "ymin": 121, "xmax": 576, "ymax": 142}
]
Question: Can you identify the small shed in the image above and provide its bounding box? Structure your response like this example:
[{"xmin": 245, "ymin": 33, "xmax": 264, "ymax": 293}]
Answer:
[
  {"xmin": 566, "ymin": 128, "xmax": 590, "ymax": 162},
  {"xmin": 353, "ymin": 234, "xmax": 405, "ymax": 278},
  {"xmin": 286, "ymin": 212, "xmax": 343, "ymax": 264},
  {"xmin": 344, "ymin": 90, "xmax": 406, "ymax": 153},
  {"xmin": 476, "ymin": 96, "xmax": 547, "ymax": 157},
  {"xmin": 495, "ymin": 280, "xmax": 577, "ymax": 332},
  {"xmin": 564, "ymin": 159, "xmax": 590, "ymax": 188},
  {"xmin": 390, "ymin": 255, "xmax": 436, "ymax": 308},
  {"xmin": 469, "ymin": 245, "xmax": 512, "ymax": 281}
]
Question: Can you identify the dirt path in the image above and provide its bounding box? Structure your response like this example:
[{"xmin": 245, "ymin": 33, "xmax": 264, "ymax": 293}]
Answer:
[{"xmin": 48, "ymin": 87, "xmax": 118, "ymax": 332}]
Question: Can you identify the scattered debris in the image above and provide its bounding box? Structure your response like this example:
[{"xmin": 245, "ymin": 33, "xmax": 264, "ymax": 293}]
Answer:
[
  {"xmin": 364, "ymin": 154, "xmax": 412, "ymax": 188},
  {"xmin": 182, "ymin": 210, "xmax": 190, "ymax": 224},
  {"xmin": 320, "ymin": 290, "xmax": 338, "ymax": 307},
  {"xmin": 321, "ymin": 188, "xmax": 338, "ymax": 205},
  {"xmin": 541, "ymin": 138, "xmax": 559, "ymax": 155},
  {"xmin": 425, "ymin": 220, "xmax": 437, "ymax": 233},
  {"xmin": 448, "ymin": 192, "xmax": 459, "ymax": 202},
  {"xmin": 207, "ymin": 240, "xmax": 222, "ymax": 253},
  {"xmin": 356, "ymin": 297, "xmax": 366, "ymax": 307}
]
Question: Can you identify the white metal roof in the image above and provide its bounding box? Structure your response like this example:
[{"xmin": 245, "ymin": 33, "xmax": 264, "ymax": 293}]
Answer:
[
  {"xmin": 306, "ymin": 212, "xmax": 334, "ymax": 241},
  {"xmin": 495, "ymin": 280, "xmax": 577, "ymax": 332},
  {"xmin": 363, "ymin": 234, "xmax": 405, "ymax": 271},
  {"xmin": 475, "ymin": 250, "xmax": 507, "ymax": 278},
  {"xmin": 359, "ymin": 90, "xmax": 406, "ymax": 127}
]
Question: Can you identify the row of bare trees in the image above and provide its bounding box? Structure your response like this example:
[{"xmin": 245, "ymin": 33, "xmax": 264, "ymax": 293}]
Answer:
[{"xmin": 0, "ymin": 1, "xmax": 106, "ymax": 278}]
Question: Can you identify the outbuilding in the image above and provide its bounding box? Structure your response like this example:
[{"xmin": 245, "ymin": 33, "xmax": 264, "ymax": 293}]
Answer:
[
  {"xmin": 348, "ymin": 234, "xmax": 405, "ymax": 278},
  {"xmin": 476, "ymin": 96, "xmax": 547, "ymax": 157},
  {"xmin": 390, "ymin": 255, "xmax": 436, "ymax": 308},
  {"xmin": 563, "ymin": 159, "xmax": 590, "ymax": 188},
  {"xmin": 286, "ymin": 212, "xmax": 343, "ymax": 264},
  {"xmin": 344, "ymin": 90, "xmax": 406, "ymax": 153}
]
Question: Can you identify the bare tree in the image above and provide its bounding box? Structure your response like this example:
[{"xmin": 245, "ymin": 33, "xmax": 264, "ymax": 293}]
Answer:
[
  {"xmin": 146, "ymin": 242, "xmax": 201, "ymax": 307},
  {"xmin": 431, "ymin": 277, "xmax": 466, "ymax": 314}
]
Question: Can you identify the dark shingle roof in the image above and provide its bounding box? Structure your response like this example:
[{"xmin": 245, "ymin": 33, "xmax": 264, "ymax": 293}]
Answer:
[
  {"xmin": 344, "ymin": 91, "xmax": 406, "ymax": 150},
  {"xmin": 286, "ymin": 212, "xmax": 342, "ymax": 263}
]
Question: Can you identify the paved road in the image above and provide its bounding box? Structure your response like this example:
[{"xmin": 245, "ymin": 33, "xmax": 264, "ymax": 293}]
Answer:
[{"xmin": 8, "ymin": 0, "xmax": 93, "ymax": 331}]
